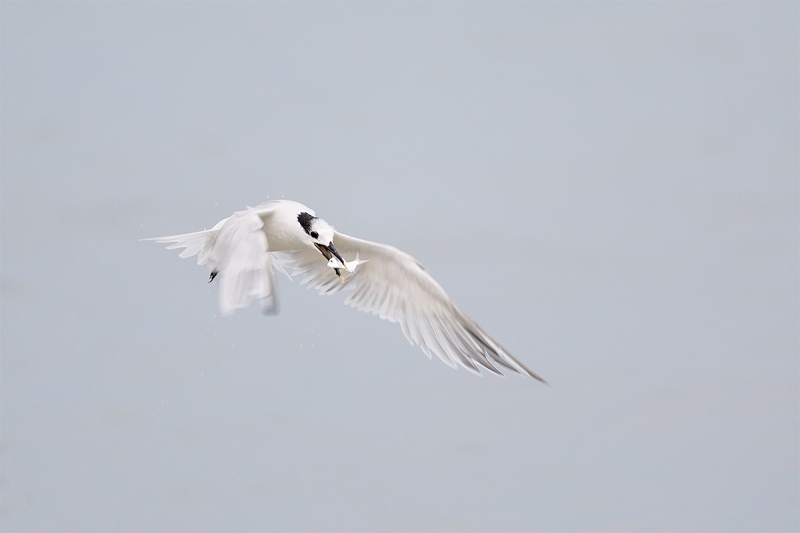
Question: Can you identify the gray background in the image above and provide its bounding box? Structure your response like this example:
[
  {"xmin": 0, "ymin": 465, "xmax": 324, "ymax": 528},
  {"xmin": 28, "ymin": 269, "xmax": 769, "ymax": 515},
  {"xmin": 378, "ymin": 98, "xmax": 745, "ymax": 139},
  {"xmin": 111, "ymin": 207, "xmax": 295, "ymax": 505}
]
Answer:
[{"xmin": 1, "ymin": 2, "xmax": 797, "ymax": 531}]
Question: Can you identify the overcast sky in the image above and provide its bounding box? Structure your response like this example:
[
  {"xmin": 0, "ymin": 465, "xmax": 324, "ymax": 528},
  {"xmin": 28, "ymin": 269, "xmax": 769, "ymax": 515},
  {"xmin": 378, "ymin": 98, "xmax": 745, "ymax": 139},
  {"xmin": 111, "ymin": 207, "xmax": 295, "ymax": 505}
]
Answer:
[{"xmin": 1, "ymin": 2, "xmax": 798, "ymax": 531}]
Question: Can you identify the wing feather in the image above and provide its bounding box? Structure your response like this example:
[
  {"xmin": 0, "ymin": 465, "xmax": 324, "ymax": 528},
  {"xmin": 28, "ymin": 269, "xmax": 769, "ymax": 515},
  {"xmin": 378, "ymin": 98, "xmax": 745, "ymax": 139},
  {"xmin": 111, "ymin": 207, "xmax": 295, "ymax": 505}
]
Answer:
[
  {"xmin": 279, "ymin": 231, "xmax": 545, "ymax": 381},
  {"xmin": 145, "ymin": 204, "xmax": 282, "ymax": 316}
]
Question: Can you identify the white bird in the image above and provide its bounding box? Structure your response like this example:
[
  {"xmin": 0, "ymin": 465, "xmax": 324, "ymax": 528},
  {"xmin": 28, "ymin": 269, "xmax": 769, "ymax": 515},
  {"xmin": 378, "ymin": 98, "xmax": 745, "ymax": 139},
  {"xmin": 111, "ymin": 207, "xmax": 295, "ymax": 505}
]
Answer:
[{"xmin": 144, "ymin": 200, "xmax": 545, "ymax": 382}]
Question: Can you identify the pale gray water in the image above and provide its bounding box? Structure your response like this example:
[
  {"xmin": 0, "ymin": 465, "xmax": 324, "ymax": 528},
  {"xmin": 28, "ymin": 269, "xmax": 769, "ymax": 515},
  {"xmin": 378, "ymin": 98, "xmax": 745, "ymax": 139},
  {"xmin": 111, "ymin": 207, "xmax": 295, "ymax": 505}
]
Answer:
[{"xmin": 1, "ymin": 2, "xmax": 797, "ymax": 531}]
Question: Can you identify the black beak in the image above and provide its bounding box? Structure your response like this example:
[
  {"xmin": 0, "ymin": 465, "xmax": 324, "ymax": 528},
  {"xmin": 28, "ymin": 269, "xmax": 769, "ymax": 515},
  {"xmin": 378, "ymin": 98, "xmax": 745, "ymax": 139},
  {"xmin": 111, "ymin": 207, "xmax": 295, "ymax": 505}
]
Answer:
[
  {"xmin": 314, "ymin": 241, "xmax": 348, "ymax": 283},
  {"xmin": 314, "ymin": 241, "xmax": 348, "ymax": 271}
]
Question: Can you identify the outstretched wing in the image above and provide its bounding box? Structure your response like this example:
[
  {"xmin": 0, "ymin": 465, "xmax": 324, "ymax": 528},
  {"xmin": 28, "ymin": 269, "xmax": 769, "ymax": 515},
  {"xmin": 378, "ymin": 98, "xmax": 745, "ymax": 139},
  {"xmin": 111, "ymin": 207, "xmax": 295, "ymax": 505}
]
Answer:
[
  {"xmin": 280, "ymin": 232, "xmax": 545, "ymax": 381},
  {"xmin": 143, "ymin": 204, "xmax": 283, "ymax": 316}
]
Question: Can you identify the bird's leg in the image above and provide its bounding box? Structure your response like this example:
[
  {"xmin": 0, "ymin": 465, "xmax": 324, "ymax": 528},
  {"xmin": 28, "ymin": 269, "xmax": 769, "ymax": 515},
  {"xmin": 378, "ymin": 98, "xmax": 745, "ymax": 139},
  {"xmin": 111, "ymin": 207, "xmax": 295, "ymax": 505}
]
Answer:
[{"xmin": 209, "ymin": 270, "xmax": 218, "ymax": 283}]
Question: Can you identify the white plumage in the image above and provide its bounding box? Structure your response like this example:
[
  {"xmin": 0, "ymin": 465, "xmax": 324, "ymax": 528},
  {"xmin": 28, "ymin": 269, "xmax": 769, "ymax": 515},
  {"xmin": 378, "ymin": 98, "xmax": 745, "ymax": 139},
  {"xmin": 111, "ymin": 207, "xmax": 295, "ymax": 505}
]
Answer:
[{"xmin": 144, "ymin": 199, "xmax": 545, "ymax": 382}]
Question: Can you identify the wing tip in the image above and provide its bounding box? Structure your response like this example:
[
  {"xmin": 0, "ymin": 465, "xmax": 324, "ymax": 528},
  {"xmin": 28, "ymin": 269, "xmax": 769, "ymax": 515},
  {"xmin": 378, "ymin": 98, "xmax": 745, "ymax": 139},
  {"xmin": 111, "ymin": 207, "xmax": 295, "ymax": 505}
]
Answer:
[{"xmin": 525, "ymin": 369, "xmax": 549, "ymax": 385}]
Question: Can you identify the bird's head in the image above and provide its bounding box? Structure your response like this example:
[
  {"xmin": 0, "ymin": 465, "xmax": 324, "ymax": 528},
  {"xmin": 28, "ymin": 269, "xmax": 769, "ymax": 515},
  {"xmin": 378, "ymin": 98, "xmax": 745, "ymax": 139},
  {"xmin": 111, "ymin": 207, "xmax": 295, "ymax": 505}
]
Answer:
[{"xmin": 297, "ymin": 211, "xmax": 346, "ymax": 268}]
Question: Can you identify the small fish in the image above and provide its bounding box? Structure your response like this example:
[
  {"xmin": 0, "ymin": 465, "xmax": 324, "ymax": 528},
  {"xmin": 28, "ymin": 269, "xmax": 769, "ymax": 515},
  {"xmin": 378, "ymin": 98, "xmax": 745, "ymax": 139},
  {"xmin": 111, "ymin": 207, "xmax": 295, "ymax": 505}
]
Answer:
[
  {"xmin": 327, "ymin": 253, "xmax": 368, "ymax": 274},
  {"xmin": 326, "ymin": 257, "xmax": 345, "ymax": 270}
]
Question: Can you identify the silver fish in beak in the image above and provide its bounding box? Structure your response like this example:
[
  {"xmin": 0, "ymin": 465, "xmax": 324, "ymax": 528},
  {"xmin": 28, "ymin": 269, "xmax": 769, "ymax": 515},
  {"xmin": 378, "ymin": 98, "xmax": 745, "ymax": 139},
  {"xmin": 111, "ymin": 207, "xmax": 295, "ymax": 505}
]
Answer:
[{"xmin": 314, "ymin": 241, "xmax": 348, "ymax": 282}]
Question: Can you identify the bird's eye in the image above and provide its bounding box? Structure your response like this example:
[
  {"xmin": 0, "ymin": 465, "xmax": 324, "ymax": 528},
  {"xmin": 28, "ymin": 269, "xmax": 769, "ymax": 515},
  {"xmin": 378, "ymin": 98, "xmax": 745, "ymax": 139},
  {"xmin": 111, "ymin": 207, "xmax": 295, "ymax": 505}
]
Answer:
[{"xmin": 309, "ymin": 231, "xmax": 319, "ymax": 239}]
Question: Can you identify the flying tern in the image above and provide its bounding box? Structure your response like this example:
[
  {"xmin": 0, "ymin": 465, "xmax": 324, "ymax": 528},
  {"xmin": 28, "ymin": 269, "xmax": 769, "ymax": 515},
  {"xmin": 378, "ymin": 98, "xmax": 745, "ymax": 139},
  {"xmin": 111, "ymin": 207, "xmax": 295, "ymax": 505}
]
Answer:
[{"xmin": 144, "ymin": 199, "xmax": 545, "ymax": 382}]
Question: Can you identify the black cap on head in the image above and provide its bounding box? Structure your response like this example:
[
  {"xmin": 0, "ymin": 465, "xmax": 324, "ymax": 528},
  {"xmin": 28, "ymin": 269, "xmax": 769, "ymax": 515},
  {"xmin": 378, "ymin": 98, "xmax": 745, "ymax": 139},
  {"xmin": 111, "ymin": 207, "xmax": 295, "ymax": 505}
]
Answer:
[{"xmin": 297, "ymin": 212, "xmax": 318, "ymax": 235}]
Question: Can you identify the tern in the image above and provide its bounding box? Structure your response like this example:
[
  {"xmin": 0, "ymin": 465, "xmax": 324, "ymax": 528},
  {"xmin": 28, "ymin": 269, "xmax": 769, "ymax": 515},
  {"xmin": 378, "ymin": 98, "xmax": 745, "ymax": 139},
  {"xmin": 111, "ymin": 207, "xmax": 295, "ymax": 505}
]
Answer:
[{"xmin": 144, "ymin": 200, "xmax": 545, "ymax": 382}]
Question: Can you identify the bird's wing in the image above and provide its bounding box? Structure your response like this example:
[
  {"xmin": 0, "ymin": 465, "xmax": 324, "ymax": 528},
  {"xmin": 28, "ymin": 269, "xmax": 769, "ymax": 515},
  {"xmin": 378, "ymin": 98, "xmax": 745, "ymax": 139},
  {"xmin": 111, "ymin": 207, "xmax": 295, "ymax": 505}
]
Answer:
[
  {"xmin": 141, "ymin": 217, "xmax": 229, "ymax": 264},
  {"xmin": 144, "ymin": 203, "xmax": 283, "ymax": 316},
  {"xmin": 280, "ymin": 232, "xmax": 545, "ymax": 381}
]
